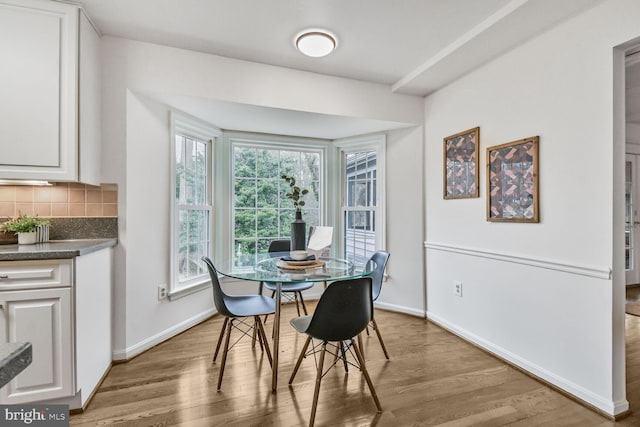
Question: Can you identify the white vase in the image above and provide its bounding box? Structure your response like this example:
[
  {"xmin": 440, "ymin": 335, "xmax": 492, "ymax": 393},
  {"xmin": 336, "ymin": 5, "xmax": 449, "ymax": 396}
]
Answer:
[
  {"xmin": 18, "ymin": 232, "xmax": 37, "ymax": 245},
  {"xmin": 36, "ymin": 224, "xmax": 49, "ymax": 243}
]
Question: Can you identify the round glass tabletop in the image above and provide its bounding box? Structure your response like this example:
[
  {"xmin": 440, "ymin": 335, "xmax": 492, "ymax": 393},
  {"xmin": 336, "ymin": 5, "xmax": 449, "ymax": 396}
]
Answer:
[{"xmin": 214, "ymin": 252, "xmax": 373, "ymax": 283}]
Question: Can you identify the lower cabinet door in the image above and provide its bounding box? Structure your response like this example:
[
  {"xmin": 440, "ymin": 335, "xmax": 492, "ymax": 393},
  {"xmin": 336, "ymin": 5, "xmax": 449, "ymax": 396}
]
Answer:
[{"xmin": 0, "ymin": 287, "xmax": 73, "ymax": 404}]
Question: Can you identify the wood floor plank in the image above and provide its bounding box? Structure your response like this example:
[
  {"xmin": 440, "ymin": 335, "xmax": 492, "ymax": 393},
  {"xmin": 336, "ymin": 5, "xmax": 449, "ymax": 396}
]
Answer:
[{"xmin": 70, "ymin": 301, "xmax": 640, "ymax": 426}]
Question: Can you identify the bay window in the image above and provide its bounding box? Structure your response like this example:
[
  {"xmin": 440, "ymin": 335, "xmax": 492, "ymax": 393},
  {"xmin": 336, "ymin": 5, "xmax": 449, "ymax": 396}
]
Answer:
[
  {"xmin": 338, "ymin": 135, "xmax": 385, "ymax": 265},
  {"xmin": 231, "ymin": 139, "xmax": 324, "ymax": 267},
  {"xmin": 170, "ymin": 114, "xmax": 219, "ymax": 296}
]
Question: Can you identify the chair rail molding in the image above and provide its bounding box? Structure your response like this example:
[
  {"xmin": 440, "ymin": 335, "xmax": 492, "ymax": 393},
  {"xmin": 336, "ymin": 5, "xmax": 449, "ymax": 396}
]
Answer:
[{"xmin": 424, "ymin": 242, "xmax": 612, "ymax": 280}]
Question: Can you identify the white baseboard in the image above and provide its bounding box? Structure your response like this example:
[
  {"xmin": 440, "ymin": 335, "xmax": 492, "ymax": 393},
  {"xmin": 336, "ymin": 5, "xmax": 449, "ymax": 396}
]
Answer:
[
  {"xmin": 427, "ymin": 311, "xmax": 629, "ymax": 416},
  {"xmin": 302, "ymin": 292, "xmax": 424, "ymax": 318},
  {"xmin": 305, "ymin": 291, "xmax": 323, "ymax": 300},
  {"xmin": 375, "ymin": 300, "xmax": 424, "ymax": 317},
  {"xmin": 112, "ymin": 308, "xmax": 217, "ymax": 361},
  {"xmin": 110, "ymin": 296, "xmax": 421, "ymax": 363}
]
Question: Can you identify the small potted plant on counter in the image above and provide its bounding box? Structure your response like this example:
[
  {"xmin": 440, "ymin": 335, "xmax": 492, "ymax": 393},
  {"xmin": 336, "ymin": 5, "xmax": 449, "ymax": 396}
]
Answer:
[
  {"xmin": 2, "ymin": 212, "xmax": 50, "ymax": 245},
  {"xmin": 0, "ymin": 222, "xmax": 18, "ymax": 245}
]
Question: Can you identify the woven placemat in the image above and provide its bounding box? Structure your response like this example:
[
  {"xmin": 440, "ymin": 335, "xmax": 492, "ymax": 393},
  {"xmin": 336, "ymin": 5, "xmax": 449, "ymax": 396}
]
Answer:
[{"xmin": 276, "ymin": 260, "xmax": 325, "ymax": 271}]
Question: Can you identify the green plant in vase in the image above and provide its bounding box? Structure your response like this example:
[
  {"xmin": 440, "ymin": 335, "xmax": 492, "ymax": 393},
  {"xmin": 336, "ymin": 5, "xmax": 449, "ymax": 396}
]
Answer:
[
  {"xmin": 3, "ymin": 212, "xmax": 50, "ymax": 245},
  {"xmin": 281, "ymin": 174, "xmax": 309, "ymax": 212},
  {"xmin": 281, "ymin": 174, "xmax": 309, "ymax": 250}
]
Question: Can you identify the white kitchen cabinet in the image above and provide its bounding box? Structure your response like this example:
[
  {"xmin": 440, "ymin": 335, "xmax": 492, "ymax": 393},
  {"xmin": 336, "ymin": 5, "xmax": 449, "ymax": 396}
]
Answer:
[
  {"xmin": 74, "ymin": 248, "xmax": 112, "ymax": 409},
  {"xmin": 0, "ymin": 272, "xmax": 74, "ymax": 404},
  {"xmin": 78, "ymin": 10, "xmax": 102, "ymax": 186},
  {"xmin": 0, "ymin": 249, "xmax": 112, "ymax": 409},
  {"xmin": 0, "ymin": 0, "xmax": 101, "ymax": 184}
]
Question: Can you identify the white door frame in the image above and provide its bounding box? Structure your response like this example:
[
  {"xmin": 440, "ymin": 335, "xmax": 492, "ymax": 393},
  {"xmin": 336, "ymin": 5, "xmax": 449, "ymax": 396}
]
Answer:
[{"xmin": 626, "ymin": 154, "xmax": 640, "ymax": 284}]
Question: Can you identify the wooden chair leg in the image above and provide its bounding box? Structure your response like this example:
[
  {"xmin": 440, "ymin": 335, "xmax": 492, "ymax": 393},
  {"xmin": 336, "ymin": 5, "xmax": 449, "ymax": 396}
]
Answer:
[
  {"xmin": 309, "ymin": 342, "xmax": 327, "ymax": 427},
  {"xmin": 213, "ymin": 317, "xmax": 229, "ymax": 362},
  {"xmin": 299, "ymin": 292, "xmax": 309, "ymax": 315},
  {"xmin": 289, "ymin": 336, "xmax": 312, "ymax": 384},
  {"xmin": 217, "ymin": 318, "xmax": 233, "ymax": 391},
  {"xmin": 372, "ymin": 318, "xmax": 390, "ymax": 360},
  {"xmin": 264, "ymin": 290, "xmax": 277, "ymax": 323},
  {"xmin": 340, "ymin": 341, "xmax": 348, "ymax": 372},
  {"xmin": 252, "ymin": 323, "xmax": 257, "ymax": 348},
  {"xmin": 256, "ymin": 316, "xmax": 273, "ymax": 367},
  {"xmin": 294, "ymin": 292, "xmax": 301, "ymax": 316},
  {"xmin": 357, "ymin": 333, "xmax": 365, "ymax": 361},
  {"xmin": 254, "ymin": 316, "xmax": 264, "ymax": 352},
  {"xmin": 352, "ymin": 338, "xmax": 382, "ymax": 412}
]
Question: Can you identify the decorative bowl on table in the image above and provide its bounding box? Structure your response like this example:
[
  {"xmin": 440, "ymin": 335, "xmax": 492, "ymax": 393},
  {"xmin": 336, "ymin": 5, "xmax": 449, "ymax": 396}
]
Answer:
[
  {"xmin": 276, "ymin": 254, "xmax": 324, "ymax": 271},
  {"xmin": 280, "ymin": 252, "xmax": 317, "ymax": 266},
  {"xmin": 290, "ymin": 250, "xmax": 309, "ymax": 260}
]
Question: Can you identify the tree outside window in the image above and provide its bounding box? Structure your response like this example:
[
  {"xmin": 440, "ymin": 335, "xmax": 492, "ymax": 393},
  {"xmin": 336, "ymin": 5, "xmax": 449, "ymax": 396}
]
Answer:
[
  {"xmin": 174, "ymin": 132, "xmax": 212, "ymax": 289},
  {"xmin": 233, "ymin": 144, "xmax": 321, "ymax": 267}
]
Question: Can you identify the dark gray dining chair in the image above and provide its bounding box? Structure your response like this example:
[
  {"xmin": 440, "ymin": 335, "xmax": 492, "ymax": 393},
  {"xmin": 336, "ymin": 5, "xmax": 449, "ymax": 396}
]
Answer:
[
  {"xmin": 365, "ymin": 250, "xmax": 391, "ymax": 359},
  {"xmin": 201, "ymin": 256, "xmax": 276, "ymax": 390},
  {"xmin": 289, "ymin": 277, "xmax": 382, "ymax": 427},
  {"xmin": 261, "ymin": 239, "xmax": 314, "ymax": 317}
]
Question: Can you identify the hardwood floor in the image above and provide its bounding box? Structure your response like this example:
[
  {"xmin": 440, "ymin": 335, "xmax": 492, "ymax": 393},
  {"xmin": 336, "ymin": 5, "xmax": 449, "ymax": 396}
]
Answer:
[{"xmin": 71, "ymin": 300, "xmax": 640, "ymax": 426}]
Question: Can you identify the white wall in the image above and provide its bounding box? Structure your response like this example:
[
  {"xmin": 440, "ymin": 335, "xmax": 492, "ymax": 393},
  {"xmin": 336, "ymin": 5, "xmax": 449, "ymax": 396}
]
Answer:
[
  {"xmin": 627, "ymin": 123, "xmax": 640, "ymax": 145},
  {"xmin": 424, "ymin": 0, "xmax": 640, "ymax": 416},
  {"xmin": 382, "ymin": 126, "xmax": 425, "ymax": 316},
  {"xmin": 101, "ymin": 37, "xmax": 424, "ymax": 359}
]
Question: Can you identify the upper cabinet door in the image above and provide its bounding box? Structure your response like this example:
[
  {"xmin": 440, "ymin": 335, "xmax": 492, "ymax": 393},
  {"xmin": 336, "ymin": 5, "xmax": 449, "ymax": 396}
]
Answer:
[
  {"xmin": 0, "ymin": 0, "xmax": 78, "ymax": 181},
  {"xmin": 79, "ymin": 10, "xmax": 102, "ymax": 186}
]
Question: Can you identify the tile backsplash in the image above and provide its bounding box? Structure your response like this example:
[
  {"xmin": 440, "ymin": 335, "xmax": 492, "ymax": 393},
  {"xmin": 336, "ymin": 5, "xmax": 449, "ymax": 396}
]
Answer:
[{"xmin": 0, "ymin": 183, "xmax": 118, "ymax": 218}]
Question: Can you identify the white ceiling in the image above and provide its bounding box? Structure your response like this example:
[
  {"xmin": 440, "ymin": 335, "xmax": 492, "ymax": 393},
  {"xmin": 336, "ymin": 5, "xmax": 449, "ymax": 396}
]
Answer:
[
  {"xmin": 140, "ymin": 92, "xmax": 413, "ymax": 139},
  {"xmin": 74, "ymin": 0, "xmax": 604, "ymax": 138}
]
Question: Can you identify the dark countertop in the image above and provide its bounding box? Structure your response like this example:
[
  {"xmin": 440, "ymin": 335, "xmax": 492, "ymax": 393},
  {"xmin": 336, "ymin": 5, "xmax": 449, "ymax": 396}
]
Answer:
[
  {"xmin": 0, "ymin": 342, "xmax": 32, "ymax": 389},
  {"xmin": 0, "ymin": 239, "xmax": 117, "ymax": 261}
]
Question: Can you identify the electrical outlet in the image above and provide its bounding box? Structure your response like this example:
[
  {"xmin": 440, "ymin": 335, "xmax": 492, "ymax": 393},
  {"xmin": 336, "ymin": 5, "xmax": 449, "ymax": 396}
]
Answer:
[
  {"xmin": 158, "ymin": 284, "xmax": 167, "ymax": 300},
  {"xmin": 453, "ymin": 280, "xmax": 463, "ymax": 297}
]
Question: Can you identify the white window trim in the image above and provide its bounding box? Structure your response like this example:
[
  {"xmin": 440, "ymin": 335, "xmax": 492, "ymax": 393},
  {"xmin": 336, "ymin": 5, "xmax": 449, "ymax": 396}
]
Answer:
[
  {"xmin": 334, "ymin": 133, "xmax": 386, "ymax": 260},
  {"xmin": 169, "ymin": 111, "xmax": 221, "ymax": 300},
  {"xmin": 224, "ymin": 132, "xmax": 330, "ymax": 270}
]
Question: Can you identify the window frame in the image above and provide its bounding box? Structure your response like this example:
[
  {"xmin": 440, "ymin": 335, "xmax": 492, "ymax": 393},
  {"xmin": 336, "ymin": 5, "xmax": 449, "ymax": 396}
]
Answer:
[
  {"xmin": 169, "ymin": 112, "xmax": 220, "ymax": 300},
  {"xmin": 335, "ymin": 134, "xmax": 386, "ymax": 264},
  {"xmin": 227, "ymin": 133, "xmax": 329, "ymax": 270}
]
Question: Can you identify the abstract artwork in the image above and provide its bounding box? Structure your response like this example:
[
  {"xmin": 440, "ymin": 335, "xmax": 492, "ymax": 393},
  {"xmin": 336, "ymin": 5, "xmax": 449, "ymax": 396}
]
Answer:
[
  {"xmin": 486, "ymin": 136, "xmax": 539, "ymax": 222},
  {"xmin": 443, "ymin": 127, "xmax": 479, "ymax": 199}
]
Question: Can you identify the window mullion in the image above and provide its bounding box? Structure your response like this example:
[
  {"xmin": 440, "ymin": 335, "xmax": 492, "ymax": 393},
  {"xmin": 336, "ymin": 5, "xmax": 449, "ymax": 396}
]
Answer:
[{"xmin": 177, "ymin": 204, "xmax": 211, "ymax": 210}]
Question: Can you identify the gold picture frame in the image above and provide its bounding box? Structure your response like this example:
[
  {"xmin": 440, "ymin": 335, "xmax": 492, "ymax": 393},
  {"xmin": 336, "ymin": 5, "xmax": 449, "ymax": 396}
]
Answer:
[
  {"xmin": 443, "ymin": 127, "xmax": 480, "ymax": 199},
  {"xmin": 486, "ymin": 136, "xmax": 539, "ymax": 223}
]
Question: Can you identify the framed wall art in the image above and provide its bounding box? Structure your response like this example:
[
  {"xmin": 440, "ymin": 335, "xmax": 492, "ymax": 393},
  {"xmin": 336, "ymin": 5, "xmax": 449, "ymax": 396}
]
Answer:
[
  {"xmin": 486, "ymin": 136, "xmax": 539, "ymax": 223},
  {"xmin": 443, "ymin": 127, "xmax": 480, "ymax": 199}
]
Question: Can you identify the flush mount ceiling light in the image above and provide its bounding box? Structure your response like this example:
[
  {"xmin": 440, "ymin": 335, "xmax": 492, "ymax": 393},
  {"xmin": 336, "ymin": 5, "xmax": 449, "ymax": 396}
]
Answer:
[{"xmin": 295, "ymin": 29, "xmax": 337, "ymax": 58}]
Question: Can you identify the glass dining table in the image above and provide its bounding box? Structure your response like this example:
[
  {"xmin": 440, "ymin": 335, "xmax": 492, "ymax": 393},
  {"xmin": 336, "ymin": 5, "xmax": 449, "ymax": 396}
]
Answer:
[{"xmin": 213, "ymin": 252, "xmax": 374, "ymax": 391}]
